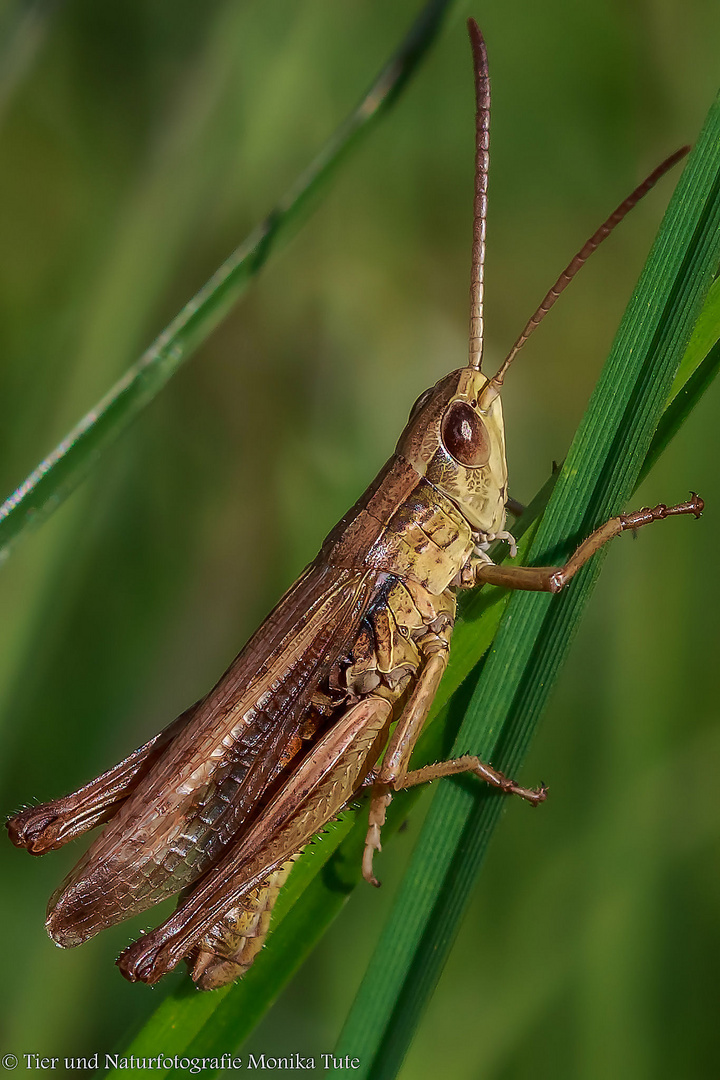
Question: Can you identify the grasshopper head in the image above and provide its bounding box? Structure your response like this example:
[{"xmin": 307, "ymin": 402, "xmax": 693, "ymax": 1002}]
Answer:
[{"xmin": 396, "ymin": 366, "xmax": 508, "ymax": 536}]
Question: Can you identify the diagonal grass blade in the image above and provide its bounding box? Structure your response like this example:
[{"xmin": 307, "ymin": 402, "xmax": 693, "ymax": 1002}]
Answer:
[{"xmin": 0, "ymin": 0, "xmax": 457, "ymax": 564}]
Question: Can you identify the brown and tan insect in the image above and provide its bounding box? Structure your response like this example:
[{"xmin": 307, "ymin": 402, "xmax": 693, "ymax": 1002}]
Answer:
[{"xmin": 6, "ymin": 21, "xmax": 700, "ymax": 990}]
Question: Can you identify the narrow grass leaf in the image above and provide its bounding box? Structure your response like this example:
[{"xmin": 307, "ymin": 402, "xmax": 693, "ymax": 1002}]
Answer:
[
  {"xmin": 0, "ymin": 0, "xmax": 457, "ymax": 564},
  {"xmin": 643, "ymin": 275, "xmax": 720, "ymax": 479}
]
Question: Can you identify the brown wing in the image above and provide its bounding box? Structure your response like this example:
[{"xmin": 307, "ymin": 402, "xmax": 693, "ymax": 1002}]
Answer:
[
  {"xmin": 46, "ymin": 560, "xmax": 386, "ymax": 947},
  {"xmin": 119, "ymin": 694, "xmax": 394, "ymax": 984}
]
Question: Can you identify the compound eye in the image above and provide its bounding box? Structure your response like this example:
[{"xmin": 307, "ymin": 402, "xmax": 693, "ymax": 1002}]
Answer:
[{"xmin": 441, "ymin": 401, "xmax": 490, "ymax": 468}]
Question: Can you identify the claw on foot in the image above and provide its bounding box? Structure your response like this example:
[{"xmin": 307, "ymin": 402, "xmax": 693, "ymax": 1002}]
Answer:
[
  {"xmin": 362, "ymin": 825, "xmax": 382, "ymax": 888},
  {"xmin": 620, "ymin": 492, "xmax": 704, "ymax": 530},
  {"xmin": 498, "ymin": 776, "xmax": 548, "ymax": 806},
  {"xmin": 689, "ymin": 491, "xmax": 704, "ymax": 519},
  {"xmin": 527, "ymin": 781, "xmax": 548, "ymax": 807}
]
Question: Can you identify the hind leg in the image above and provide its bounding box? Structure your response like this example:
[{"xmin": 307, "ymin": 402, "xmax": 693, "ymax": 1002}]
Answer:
[{"xmin": 188, "ymin": 854, "xmax": 301, "ymax": 990}]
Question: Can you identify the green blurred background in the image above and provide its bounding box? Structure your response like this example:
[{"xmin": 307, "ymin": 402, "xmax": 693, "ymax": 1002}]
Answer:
[{"xmin": 1, "ymin": 1, "xmax": 719, "ymax": 1076}]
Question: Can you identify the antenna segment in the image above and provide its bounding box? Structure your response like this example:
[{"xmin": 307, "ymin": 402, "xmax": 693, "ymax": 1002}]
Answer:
[
  {"xmin": 467, "ymin": 19, "xmax": 490, "ymax": 372},
  {"xmin": 487, "ymin": 145, "xmax": 690, "ymax": 389}
]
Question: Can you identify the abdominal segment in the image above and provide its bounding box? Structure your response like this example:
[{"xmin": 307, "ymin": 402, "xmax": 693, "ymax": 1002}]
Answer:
[{"xmin": 187, "ymin": 855, "xmax": 300, "ymax": 991}]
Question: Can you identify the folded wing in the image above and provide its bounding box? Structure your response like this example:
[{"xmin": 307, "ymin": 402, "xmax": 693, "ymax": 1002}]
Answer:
[{"xmin": 45, "ymin": 561, "xmax": 384, "ymax": 946}]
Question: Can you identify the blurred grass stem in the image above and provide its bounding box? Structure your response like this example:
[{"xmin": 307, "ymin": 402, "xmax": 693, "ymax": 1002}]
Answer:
[{"xmin": 0, "ymin": 0, "xmax": 457, "ymax": 563}]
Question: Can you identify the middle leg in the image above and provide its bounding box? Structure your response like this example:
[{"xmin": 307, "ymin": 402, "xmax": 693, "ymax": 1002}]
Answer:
[{"xmin": 362, "ymin": 637, "xmax": 545, "ymax": 886}]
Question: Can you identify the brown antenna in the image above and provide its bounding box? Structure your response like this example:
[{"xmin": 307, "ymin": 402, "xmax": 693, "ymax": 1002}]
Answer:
[
  {"xmin": 486, "ymin": 144, "xmax": 690, "ymax": 390},
  {"xmin": 468, "ymin": 19, "xmax": 490, "ymax": 372}
]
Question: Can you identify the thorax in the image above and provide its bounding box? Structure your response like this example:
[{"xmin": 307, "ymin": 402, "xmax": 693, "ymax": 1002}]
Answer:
[{"xmin": 322, "ymin": 454, "xmax": 475, "ymax": 596}]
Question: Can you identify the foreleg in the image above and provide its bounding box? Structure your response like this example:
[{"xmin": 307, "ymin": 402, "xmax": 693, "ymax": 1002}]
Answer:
[{"xmin": 473, "ymin": 495, "xmax": 703, "ymax": 594}]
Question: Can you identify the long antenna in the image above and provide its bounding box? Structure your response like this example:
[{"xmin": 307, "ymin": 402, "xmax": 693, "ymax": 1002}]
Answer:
[
  {"xmin": 468, "ymin": 19, "xmax": 490, "ymax": 372},
  {"xmin": 486, "ymin": 145, "xmax": 690, "ymax": 389}
]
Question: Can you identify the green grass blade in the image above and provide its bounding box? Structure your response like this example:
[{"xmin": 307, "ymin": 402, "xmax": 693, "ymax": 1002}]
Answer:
[
  {"xmin": 105, "ymin": 234, "xmax": 720, "ymax": 1078},
  {"xmin": 0, "ymin": 0, "xmax": 457, "ymax": 565},
  {"xmin": 332, "ymin": 88, "xmax": 720, "ymax": 1080},
  {"xmin": 643, "ymin": 275, "xmax": 720, "ymax": 479}
]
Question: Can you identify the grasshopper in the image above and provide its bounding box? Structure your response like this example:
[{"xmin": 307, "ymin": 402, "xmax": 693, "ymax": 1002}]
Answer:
[{"xmin": 6, "ymin": 21, "xmax": 700, "ymax": 990}]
